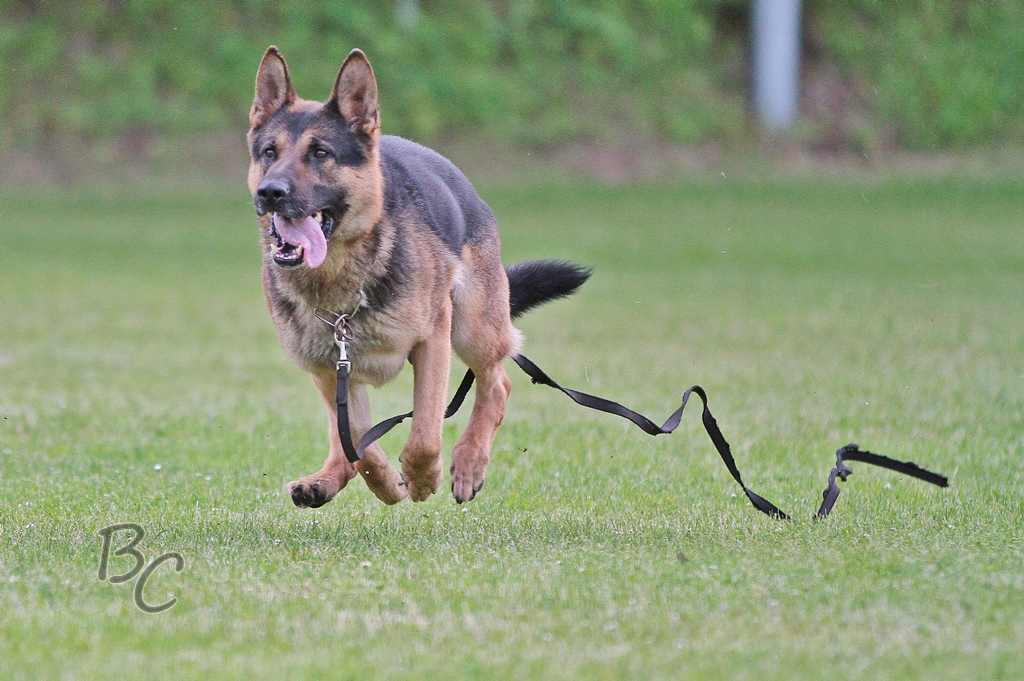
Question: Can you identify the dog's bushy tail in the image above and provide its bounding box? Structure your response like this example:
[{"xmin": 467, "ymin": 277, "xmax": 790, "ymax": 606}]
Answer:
[{"xmin": 506, "ymin": 260, "xmax": 592, "ymax": 319}]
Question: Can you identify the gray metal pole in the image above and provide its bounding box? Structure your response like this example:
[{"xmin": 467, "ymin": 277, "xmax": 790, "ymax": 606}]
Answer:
[
  {"xmin": 395, "ymin": 0, "xmax": 420, "ymax": 29},
  {"xmin": 752, "ymin": 0, "xmax": 802, "ymax": 130}
]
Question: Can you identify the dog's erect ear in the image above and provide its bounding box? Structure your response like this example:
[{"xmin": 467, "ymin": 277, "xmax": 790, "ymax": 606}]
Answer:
[
  {"xmin": 329, "ymin": 49, "xmax": 380, "ymax": 136},
  {"xmin": 250, "ymin": 46, "xmax": 295, "ymax": 128}
]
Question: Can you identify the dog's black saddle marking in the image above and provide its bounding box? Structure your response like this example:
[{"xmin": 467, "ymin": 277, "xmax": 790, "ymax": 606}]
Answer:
[{"xmin": 380, "ymin": 136, "xmax": 496, "ymax": 253}]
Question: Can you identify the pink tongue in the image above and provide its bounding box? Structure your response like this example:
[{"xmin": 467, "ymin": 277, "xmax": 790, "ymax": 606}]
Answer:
[{"xmin": 274, "ymin": 215, "xmax": 328, "ymax": 268}]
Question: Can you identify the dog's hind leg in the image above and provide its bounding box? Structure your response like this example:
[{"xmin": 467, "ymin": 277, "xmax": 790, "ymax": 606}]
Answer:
[
  {"xmin": 450, "ymin": 244, "xmax": 518, "ymax": 503},
  {"xmin": 449, "ymin": 360, "xmax": 512, "ymax": 503}
]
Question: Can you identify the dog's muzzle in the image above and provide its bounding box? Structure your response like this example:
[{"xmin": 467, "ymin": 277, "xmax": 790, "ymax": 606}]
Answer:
[{"xmin": 267, "ymin": 210, "xmax": 337, "ymax": 269}]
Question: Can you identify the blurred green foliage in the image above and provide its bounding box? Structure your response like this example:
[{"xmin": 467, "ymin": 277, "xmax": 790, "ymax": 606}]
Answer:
[
  {"xmin": 816, "ymin": 0, "xmax": 1024, "ymax": 148},
  {"xmin": 0, "ymin": 0, "xmax": 734, "ymax": 150},
  {"xmin": 1, "ymin": 0, "xmax": 1022, "ymax": 153}
]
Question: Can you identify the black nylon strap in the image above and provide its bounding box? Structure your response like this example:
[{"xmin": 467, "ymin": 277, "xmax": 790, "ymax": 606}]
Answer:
[
  {"xmin": 816, "ymin": 443, "xmax": 949, "ymax": 518},
  {"xmin": 335, "ymin": 363, "xmax": 359, "ymax": 463},
  {"xmin": 336, "ymin": 364, "xmax": 476, "ymax": 463},
  {"xmin": 512, "ymin": 354, "xmax": 789, "ymax": 519},
  {"xmin": 336, "ymin": 352, "xmax": 947, "ymax": 518}
]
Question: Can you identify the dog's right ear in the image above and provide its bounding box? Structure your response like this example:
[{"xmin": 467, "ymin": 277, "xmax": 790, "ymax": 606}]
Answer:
[{"xmin": 250, "ymin": 46, "xmax": 295, "ymax": 129}]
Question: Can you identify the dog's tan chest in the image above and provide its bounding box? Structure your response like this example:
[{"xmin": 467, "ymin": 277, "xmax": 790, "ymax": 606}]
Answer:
[{"xmin": 272, "ymin": 299, "xmax": 423, "ymax": 388}]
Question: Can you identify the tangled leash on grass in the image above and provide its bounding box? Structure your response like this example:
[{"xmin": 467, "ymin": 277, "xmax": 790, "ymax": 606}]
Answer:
[
  {"xmin": 511, "ymin": 355, "xmax": 949, "ymax": 519},
  {"xmin": 330, "ymin": 338, "xmax": 949, "ymax": 518}
]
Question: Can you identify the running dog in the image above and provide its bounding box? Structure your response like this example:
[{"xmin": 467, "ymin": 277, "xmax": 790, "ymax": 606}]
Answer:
[{"xmin": 247, "ymin": 47, "xmax": 588, "ymax": 507}]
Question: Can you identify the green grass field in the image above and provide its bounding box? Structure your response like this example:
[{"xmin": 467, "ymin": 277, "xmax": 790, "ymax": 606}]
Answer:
[{"xmin": 1, "ymin": 178, "xmax": 1022, "ymax": 679}]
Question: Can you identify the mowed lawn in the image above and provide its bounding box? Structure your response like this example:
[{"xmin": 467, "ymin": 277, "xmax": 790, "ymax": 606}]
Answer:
[{"xmin": 1, "ymin": 178, "xmax": 1022, "ymax": 680}]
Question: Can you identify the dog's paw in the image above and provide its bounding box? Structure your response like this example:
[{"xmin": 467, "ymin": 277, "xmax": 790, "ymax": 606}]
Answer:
[
  {"xmin": 287, "ymin": 477, "xmax": 341, "ymax": 508},
  {"xmin": 357, "ymin": 466, "xmax": 409, "ymax": 505},
  {"xmin": 450, "ymin": 448, "xmax": 489, "ymax": 504},
  {"xmin": 402, "ymin": 462, "xmax": 442, "ymax": 502},
  {"xmin": 450, "ymin": 465, "xmax": 485, "ymax": 504}
]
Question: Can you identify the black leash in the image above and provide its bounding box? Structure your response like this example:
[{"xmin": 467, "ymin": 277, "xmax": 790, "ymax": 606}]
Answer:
[
  {"xmin": 331, "ymin": 348, "xmax": 948, "ymax": 518},
  {"xmin": 336, "ymin": 362, "xmax": 475, "ymax": 463},
  {"xmin": 816, "ymin": 443, "xmax": 949, "ymax": 518},
  {"xmin": 511, "ymin": 355, "xmax": 789, "ymax": 518}
]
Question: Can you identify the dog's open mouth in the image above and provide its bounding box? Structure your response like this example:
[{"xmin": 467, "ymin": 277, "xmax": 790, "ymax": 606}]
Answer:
[{"xmin": 269, "ymin": 210, "xmax": 336, "ymax": 269}]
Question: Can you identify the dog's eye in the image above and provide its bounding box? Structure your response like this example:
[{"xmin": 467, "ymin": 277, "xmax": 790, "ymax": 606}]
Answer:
[
  {"xmin": 313, "ymin": 148, "xmax": 329, "ymax": 160},
  {"xmin": 263, "ymin": 147, "xmax": 276, "ymax": 160}
]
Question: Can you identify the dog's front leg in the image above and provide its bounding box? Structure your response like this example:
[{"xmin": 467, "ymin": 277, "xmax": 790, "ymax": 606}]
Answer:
[
  {"xmin": 286, "ymin": 368, "xmax": 360, "ymax": 508},
  {"xmin": 347, "ymin": 383, "xmax": 408, "ymax": 504},
  {"xmin": 401, "ymin": 313, "xmax": 452, "ymax": 502}
]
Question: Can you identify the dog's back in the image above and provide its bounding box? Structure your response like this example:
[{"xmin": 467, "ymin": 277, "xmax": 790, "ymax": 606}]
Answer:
[{"xmin": 379, "ymin": 135, "xmax": 497, "ymax": 253}]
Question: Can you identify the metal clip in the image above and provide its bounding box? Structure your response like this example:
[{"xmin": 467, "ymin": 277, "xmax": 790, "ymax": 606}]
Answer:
[
  {"xmin": 314, "ymin": 304, "xmax": 360, "ymax": 373},
  {"xmin": 332, "ymin": 314, "xmax": 353, "ymax": 372}
]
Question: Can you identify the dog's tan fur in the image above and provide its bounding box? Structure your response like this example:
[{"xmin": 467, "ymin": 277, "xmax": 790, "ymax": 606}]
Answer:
[{"xmin": 247, "ymin": 47, "xmax": 518, "ymax": 506}]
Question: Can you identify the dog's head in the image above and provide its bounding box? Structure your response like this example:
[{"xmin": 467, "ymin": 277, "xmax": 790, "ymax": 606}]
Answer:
[{"xmin": 247, "ymin": 47, "xmax": 384, "ymax": 270}]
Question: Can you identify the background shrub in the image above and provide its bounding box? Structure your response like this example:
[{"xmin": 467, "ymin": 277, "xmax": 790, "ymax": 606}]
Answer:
[{"xmin": 1, "ymin": 0, "xmax": 1021, "ymax": 160}]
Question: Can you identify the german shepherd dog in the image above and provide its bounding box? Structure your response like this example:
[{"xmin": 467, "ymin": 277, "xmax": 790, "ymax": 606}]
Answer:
[{"xmin": 248, "ymin": 47, "xmax": 588, "ymax": 507}]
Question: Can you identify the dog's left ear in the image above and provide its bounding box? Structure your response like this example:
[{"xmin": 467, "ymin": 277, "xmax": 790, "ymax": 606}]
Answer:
[{"xmin": 329, "ymin": 49, "xmax": 380, "ymax": 137}]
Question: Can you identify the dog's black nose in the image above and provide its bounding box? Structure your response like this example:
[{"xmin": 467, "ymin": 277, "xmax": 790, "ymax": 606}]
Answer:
[{"xmin": 256, "ymin": 180, "xmax": 289, "ymax": 207}]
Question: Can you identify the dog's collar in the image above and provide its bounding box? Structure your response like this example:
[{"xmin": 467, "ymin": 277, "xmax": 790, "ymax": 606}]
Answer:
[{"xmin": 313, "ymin": 289, "xmax": 368, "ymax": 328}]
